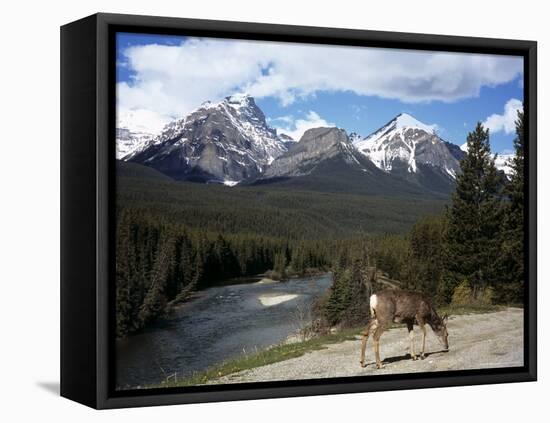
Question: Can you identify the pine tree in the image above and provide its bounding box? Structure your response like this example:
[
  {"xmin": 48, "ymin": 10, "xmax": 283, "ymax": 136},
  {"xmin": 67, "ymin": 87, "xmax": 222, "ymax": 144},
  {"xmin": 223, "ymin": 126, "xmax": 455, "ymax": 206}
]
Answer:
[
  {"xmin": 443, "ymin": 123, "xmax": 503, "ymax": 301},
  {"xmin": 497, "ymin": 108, "xmax": 525, "ymax": 303},
  {"xmin": 115, "ymin": 216, "xmax": 133, "ymax": 337},
  {"xmin": 138, "ymin": 236, "xmax": 173, "ymax": 325},
  {"xmin": 273, "ymin": 251, "xmax": 287, "ymax": 278},
  {"xmin": 290, "ymin": 243, "xmax": 305, "ymax": 274},
  {"xmin": 406, "ymin": 215, "xmax": 445, "ymax": 301},
  {"xmin": 341, "ymin": 258, "xmax": 370, "ymax": 326},
  {"xmin": 324, "ymin": 268, "xmax": 352, "ymax": 326}
]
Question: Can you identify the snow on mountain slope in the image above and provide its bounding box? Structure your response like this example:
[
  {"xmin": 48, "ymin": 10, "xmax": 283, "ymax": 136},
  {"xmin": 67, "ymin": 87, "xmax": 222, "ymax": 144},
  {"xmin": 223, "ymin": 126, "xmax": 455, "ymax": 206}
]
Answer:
[
  {"xmin": 458, "ymin": 142, "xmax": 515, "ymax": 178},
  {"xmin": 115, "ymin": 109, "xmax": 172, "ymax": 160},
  {"xmin": 354, "ymin": 113, "xmax": 461, "ymax": 179},
  {"xmin": 128, "ymin": 94, "xmax": 289, "ymax": 183},
  {"xmin": 392, "ymin": 113, "xmax": 438, "ymax": 133},
  {"xmin": 278, "ymin": 132, "xmax": 296, "ymax": 149},
  {"xmin": 116, "ymin": 128, "xmax": 155, "ymax": 160},
  {"xmin": 495, "ymin": 153, "xmax": 515, "ymax": 178},
  {"xmin": 348, "ymin": 132, "xmax": 363, "ymax": 145}
]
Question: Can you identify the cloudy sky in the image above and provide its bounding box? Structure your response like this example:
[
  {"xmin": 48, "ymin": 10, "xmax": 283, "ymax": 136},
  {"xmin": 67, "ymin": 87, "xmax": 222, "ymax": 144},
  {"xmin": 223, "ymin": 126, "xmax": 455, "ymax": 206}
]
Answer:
[{"xmin": 116, "ymin": 32, "xmax": 524, "ymax": 153}]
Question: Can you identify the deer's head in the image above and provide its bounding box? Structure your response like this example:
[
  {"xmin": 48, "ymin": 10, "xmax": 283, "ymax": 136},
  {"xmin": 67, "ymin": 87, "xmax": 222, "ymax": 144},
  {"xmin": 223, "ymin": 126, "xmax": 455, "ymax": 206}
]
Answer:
[{"xmin": 433, "ymin": 314, "xmax": 449, "ymax": 351}]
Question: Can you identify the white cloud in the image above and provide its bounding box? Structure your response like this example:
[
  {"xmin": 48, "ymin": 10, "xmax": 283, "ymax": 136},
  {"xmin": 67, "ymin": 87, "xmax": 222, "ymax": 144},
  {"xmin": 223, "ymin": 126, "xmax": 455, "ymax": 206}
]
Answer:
[
  {"xmin": 274, "ymin": 111, "xmax": 334, "ymax": 141},
  {"xmin": 118, "ymin": 37, "xmax": 523, "ymax": 133},
  {"xmin": 268, "ymin": 115, "xmax": 294, "ymax": 125},
  {"xmin": 116, "ymin": 107, "xmax": 172, "ymax": 135},
  {"xmin": 483, "ymin": 98, "xmax": 523, "ymax": 134},
  {"xmin": 350, "ymin": 104, "xmax": 368, "ymax": 121}
]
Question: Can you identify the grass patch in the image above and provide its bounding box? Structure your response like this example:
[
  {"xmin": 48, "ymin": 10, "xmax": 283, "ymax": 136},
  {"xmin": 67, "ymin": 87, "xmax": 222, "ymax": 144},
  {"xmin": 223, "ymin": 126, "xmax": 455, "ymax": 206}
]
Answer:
[
  {"xmin": 145, "ymin": 327, "xmax": 360, "ymax": 389},
  {"xmin": 439, "ymin": 303, "xmax": 507, "ymax": 316}
]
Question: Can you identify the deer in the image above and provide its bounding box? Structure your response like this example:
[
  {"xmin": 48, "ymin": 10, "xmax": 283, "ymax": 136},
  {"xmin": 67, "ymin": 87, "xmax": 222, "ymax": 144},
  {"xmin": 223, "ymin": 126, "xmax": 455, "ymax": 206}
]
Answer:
[{"xmin": 359, "ymin": 289, "xmax": 449, "ymax": 369}]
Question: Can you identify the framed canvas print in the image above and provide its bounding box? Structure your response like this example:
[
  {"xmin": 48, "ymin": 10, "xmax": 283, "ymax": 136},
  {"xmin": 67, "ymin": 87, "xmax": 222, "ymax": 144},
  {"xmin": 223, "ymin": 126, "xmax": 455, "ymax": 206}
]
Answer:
[{"xmin": 60, "ymin": 13, "xmax": 537, "ymax": 409}]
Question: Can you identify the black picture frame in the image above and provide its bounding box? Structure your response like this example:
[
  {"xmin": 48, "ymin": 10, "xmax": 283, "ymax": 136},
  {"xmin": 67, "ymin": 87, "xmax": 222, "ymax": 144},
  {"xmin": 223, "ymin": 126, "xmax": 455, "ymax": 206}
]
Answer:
[{"xmin": 60, "ymin": 12, "xmax": 537, "ymax": 409}]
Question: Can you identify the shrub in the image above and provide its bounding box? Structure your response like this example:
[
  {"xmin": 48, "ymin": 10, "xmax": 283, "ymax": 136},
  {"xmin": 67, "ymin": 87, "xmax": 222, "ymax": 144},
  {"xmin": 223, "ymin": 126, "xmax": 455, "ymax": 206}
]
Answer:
[
  {"xmin": 479, "ymin": 286, "xmax": 495, "ymax": 305},
  {"xmin": 265, "ymin": 270, "xmax": 282, "ymax": 281},
  {"xmin": 451, "ymin": 279, "xmax": 472, "ymax": 306}
]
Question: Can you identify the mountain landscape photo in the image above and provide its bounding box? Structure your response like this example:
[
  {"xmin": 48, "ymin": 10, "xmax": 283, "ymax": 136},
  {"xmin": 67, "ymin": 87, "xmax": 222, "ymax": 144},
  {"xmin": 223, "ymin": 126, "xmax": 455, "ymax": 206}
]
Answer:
[{"xmin": 114, "ymin": 32, "xmax": 526, "ymax": 390}]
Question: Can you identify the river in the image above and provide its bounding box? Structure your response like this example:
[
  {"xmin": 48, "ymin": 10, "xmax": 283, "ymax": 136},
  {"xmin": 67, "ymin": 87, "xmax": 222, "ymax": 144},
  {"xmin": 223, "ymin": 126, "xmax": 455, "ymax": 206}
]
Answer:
[{"xmin": 115, "ymin": 273, "xmax": 333, "ymax": 388}]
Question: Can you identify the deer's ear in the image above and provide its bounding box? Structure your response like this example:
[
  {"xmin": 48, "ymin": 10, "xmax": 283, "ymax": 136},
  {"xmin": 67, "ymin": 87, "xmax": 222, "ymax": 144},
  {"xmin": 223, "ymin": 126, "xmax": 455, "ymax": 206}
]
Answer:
[{"xmin": 442, "ymin": 314, "xmax": 448, "ymax": 323}]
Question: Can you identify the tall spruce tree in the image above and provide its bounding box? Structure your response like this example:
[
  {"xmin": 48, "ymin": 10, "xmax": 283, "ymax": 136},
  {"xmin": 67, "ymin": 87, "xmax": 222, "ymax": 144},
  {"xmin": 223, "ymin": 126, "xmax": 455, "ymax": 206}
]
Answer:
[
  {"xmin": 443, "ymin": 123, "xmax": 503, "ymax": 301},
  {"xmin": 497, "ymin": 108, "xmax": 525, "ymax": 302},
  {"xmin": 405, "ymin": 215, "xmax": 446, "ymax": 302},
  {"xmin": 138, "ymin": 236, "xmax": 173, "ymax": 325}
]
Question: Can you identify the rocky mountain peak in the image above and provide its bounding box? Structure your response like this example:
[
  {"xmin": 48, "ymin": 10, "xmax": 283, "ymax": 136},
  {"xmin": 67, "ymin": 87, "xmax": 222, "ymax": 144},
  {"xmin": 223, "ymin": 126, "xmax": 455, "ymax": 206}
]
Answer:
[
  {"xmin": 224, "ymin": 93, "xmax": 255, "ymax": 107},
  {"xmin": 354, "ymin": 113, "xmax": 460, "ymax": 179},
  {"xmin": 261, "ymin": 127, "xmax": 365, "ymax": 179},
  {"xmin": 392, "ymin": 113, "xmax": 437, "ymax": 133},
  {"xmin": 127, "ymin": 95, "xmax": 288, "ymax": 184}
]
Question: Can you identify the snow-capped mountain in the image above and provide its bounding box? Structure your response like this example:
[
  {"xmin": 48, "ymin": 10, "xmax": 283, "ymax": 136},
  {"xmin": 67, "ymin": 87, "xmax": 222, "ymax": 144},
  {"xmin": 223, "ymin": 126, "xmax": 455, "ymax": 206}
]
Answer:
[
  {"xmin": 348, "ymin": 132, "xmax": 363, "ymax": 144},
  {"xmin": 354, "ymin": 113, "xmax": 461, "ymax": 180},
  {"xmin": 495, "ymin": 153, "xmax": 515, "ymax": 178},
  {"xmin": 458, "ymin": 143, "xmax": 515, "ymax": 178},
  {"xmin": 128, "ymin": 94, "xmax": 289, "ymax": 184},
  {"xmin": 116, "ymin": 128, "xmax": 155, "ymax": 160},
  {"xmin": 261, "ymin": 127, "xmax": 366, "ymax": 179},
  {"xmin": 116, "ymin": 109, "xmax": 171, "ymax": 160},
  {"xmin": 116, "ymin": 100, "xmax": 506, "ymax": 195}
]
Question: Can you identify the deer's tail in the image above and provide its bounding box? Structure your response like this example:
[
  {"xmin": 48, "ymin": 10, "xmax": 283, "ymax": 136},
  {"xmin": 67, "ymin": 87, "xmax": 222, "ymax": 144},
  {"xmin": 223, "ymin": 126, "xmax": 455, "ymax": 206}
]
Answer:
[{"xmin": 369, "ymin": 294, "xmax": 378, "ymax": 317}]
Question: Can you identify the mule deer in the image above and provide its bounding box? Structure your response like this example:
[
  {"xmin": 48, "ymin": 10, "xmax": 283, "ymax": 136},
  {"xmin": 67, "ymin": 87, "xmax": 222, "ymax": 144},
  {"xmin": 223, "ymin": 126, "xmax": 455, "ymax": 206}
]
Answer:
[{"xmin": 359, "ymin": 289, "xmax": 449, "ymax": 369}]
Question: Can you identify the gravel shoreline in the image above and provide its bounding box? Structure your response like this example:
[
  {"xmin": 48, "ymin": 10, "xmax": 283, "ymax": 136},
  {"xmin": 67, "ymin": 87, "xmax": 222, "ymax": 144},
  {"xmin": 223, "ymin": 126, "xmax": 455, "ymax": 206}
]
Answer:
[{"xmin": 210, "ymin": 308, "xmax": 523, "ymax": 384}]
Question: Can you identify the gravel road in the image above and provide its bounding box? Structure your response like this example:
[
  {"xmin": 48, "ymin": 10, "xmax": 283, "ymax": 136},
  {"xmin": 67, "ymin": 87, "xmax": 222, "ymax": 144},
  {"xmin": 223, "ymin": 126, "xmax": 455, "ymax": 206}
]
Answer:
[{"xmin": 212, "ymin": 308, "xmax": 523, "ymax": 384}]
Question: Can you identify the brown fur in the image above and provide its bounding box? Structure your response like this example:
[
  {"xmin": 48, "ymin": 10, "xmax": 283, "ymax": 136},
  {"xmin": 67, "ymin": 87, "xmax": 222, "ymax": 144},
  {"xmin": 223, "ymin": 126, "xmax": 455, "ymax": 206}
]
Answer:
[{"xmin": 360, "ymin": 289, "xmax": 449, "ymax": 368}]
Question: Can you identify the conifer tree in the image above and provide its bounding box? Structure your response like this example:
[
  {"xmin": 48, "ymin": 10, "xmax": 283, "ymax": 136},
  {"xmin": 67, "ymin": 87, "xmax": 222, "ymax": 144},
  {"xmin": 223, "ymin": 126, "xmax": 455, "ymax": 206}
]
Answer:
[
  {"xmin": 497, "ymin": 108, "xmax": 525, "ymax": 302},
  {"xmin": 406, "ymin": 215, "xmax": 445, "ymax": 301},
  {"xmin": 443, "ymin": 123, "xmax": 503, "ymax": 301},
  {"xmin": 138, "ymin": 237, "xmax": 173, "ymax": 325},
  {"xmin": 115, "ymin": 216, "xmax": 132, "ymax": 337},
  {"xmin": 342, "ymin": 258, "xmax": 370, "ymax": 326},
  {"xmin": 324, "ymin": 268, "xmax": 351, "ymax": 325},
  {"xmin": 273, "ymin": 251, "xmax": 287, "ymax": 278}
]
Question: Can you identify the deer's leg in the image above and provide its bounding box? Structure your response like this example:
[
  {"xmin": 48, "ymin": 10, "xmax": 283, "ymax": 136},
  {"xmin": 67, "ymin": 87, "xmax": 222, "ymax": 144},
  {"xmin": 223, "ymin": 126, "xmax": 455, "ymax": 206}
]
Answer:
[
  {"xmin": 407, "ymin": 322, "xmax": 417, "ymax": 360},
  {"xmin": 416, "ymin": 314, "xmax": 428, "ymax": 360},
  {"xmin": 360, "ymin": 319, "xmax": 378, "ymax": 367},
  {"xmin": 373, "ymin": 325, "xmax": 386, "ymax": 369},
  {"xmin": 420, "ymin": 324, "xmax": 427, "ymax": 359}
]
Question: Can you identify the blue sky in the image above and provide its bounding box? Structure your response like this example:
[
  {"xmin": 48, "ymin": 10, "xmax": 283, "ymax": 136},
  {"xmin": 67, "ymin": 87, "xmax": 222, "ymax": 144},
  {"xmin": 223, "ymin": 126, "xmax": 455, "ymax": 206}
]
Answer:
[{"xmin": 116, "ymin": 32, "xmax": 523, "ymax": 153}]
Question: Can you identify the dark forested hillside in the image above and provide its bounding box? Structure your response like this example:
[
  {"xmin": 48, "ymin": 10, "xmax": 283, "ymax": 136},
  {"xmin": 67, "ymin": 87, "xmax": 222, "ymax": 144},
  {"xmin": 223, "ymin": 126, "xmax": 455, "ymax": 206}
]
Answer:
[{"xmin": 116, "ymin": 161, "xmax": 448, "ymax": 239}]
